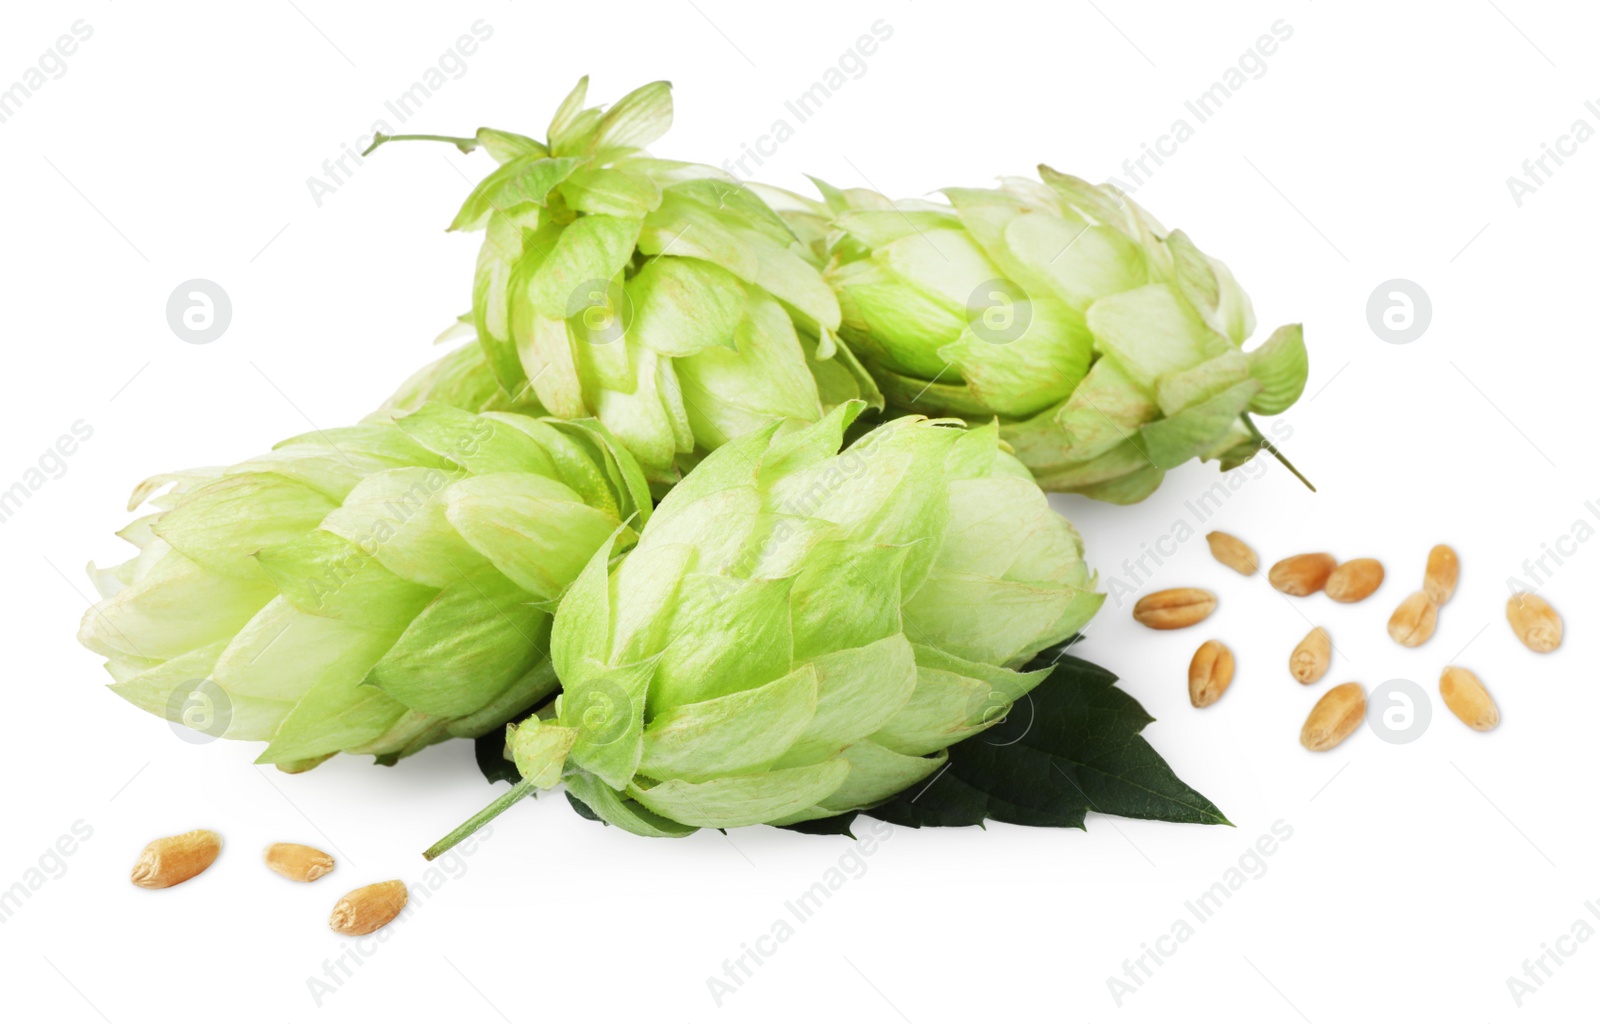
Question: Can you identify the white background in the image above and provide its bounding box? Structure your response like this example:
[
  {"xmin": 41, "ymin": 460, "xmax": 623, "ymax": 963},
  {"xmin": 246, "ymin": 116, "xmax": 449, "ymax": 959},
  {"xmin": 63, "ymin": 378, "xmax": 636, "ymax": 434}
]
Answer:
[{"xmin": 1, "ymin": 1, "xmax": 1595, "ymax": 1020}]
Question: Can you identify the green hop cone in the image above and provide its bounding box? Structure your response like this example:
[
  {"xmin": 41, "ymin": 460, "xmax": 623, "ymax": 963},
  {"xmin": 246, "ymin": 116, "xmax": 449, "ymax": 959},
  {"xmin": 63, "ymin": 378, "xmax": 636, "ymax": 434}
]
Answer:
[
  {"xmin": 78, "ymin": 404, "xmax": 651, "ymax": 771},
  {"xmin": 784, "ymin": 170, "xmax": 1310, "ymax": 503},
  {"xmin": 429, "ymin": 400, "xmax": 1102, "ymax": 849},
  {"xmin": 370, "ymin": 78, "xmax": 882, "ymax": 484}
]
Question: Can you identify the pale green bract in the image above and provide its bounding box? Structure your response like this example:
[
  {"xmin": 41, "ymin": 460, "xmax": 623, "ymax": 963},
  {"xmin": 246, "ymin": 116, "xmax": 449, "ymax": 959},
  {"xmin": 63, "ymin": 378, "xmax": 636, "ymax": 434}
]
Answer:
[
  {"xmin": 776, "ymin": 170, "xmax": 1309, "ymax": 503},
  {"xmin": 466, "ymin": 401, "xmax": 1103, "ymax": 839},
  {"xmin": 378, "ymin": 329, "xmax": 535, "ymax": 417},
  {"xmin": 375, "ymin": 78, "xmax": 882, "ymax": 485},
  {"xmin": 77, "ymin": 404, "xmax": 650, "ymax": 771}
]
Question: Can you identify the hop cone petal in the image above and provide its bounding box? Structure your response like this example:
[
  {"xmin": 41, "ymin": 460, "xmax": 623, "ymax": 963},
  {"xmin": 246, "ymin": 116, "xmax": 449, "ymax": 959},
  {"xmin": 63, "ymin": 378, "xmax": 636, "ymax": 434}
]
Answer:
[
  {"xmin": 386, "ymin": 80, "xmax": 883, "ymax": 486},
  {"xmin": 518, "ymin": 402, "xmax": 1102, "ymax": 834},
  {"xmin": 78, "ymin": 404, "xmax": 649, "ymax": 769},
  {"xmin": 794, "ymin": 169, "xmax": 1308, "ymax": 502}
]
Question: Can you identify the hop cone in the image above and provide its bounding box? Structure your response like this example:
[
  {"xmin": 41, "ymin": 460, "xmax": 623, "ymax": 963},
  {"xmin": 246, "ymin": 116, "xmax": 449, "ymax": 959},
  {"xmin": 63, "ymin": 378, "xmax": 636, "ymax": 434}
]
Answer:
[
  {"xmin": 486, "ymin": 402, "xmax": 1102, "ymax": 838},
  {"xmin": 787, "ymin": 170, "xmax": 1309, "ymax": 502},
  {"xmin": 376, "ymin": 78, "xmax": 881, "ymax": 484},
  {"xmin": 78, "ymin": 404, "xmax": 650, "ymax": 771}
]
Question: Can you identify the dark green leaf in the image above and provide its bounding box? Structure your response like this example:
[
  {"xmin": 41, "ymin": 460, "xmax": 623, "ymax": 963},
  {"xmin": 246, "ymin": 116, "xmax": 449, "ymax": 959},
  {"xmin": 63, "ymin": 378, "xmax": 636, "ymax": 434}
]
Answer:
[
  {"xmin": 473, "ymin": 730, "xmax": 520, "ymax": 786},
  {"xmin": 864, "ymin": 644, "xmax": 1230, "ymax": 829},
  {"xmin": 566, "ymin": 790, "xmax": 604, "ymax": 823},
  {"xmin": 774, "ymin": 812, "xmax": 858, "ymax": 837},
  {"xmin": 548, "ymin": 643, "xmax": 1227, "ymax": 835}
]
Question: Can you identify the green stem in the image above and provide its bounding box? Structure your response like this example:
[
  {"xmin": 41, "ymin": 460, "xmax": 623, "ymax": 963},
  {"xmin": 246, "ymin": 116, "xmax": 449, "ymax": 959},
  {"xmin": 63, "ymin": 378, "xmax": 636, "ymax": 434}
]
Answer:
[
  {"xmin": 424, "ymin": 777, "xmax": 534, "ymax": 860},
  {"xmin": 363, "ymin": 132, "xmax": 480, "ymax": 157},
  {"xmin": 1241, "ymin": 413, "xmax": 1315, "ymax": 493}
]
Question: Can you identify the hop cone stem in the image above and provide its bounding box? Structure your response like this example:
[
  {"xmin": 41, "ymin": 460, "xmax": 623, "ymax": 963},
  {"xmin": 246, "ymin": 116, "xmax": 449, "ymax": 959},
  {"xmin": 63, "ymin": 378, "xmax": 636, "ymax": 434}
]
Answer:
[
  {"xmin": 363, "ymin": 132, "xmax": 480, "ymax": 157},
  {"xmin": 423, "ymin": 778, "xmax": 535, "ymax": 861},
  {"xmin": 1242, "ymin": 413, "xmax": 1315, "ymax": 493}
]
